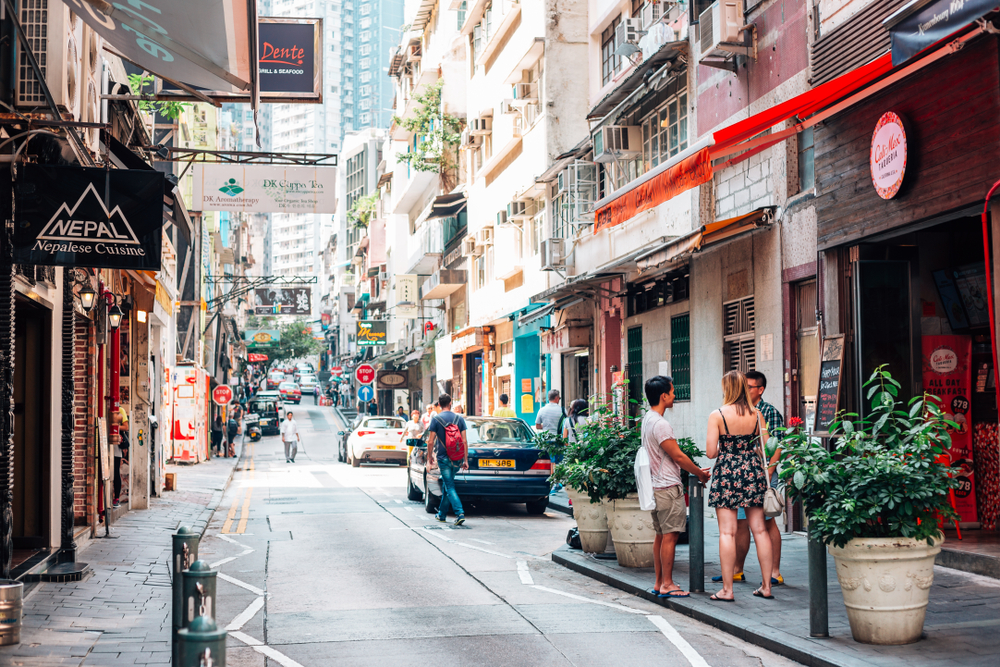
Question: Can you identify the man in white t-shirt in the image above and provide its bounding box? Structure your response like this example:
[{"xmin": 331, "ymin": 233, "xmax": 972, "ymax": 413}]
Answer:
[
  {"xmin": 280, "ymin": 411, "xmax": 300, "ymax": 463},
  {"xmin": 642, "ymin": 376, "xmax": 710, "ymax": 598}
]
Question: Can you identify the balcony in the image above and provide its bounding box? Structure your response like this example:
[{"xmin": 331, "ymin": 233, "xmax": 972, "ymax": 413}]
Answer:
[
  {"xmin": 406, "ymin": 218, "xmax": 444, "ymax": 274},
  {"xmin": 421, "ymin": 269, "xmax": 466, "ymax": 300}
]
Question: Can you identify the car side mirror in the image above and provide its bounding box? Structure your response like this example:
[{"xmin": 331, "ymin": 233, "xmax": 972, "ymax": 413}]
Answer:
[{"xmin": 337, "ymin": 430, "xmax": 346, "ymax": 436}]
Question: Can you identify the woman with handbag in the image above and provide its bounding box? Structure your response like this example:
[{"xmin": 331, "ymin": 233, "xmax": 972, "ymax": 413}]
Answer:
[{"xmin": 705, "ymin": 371, "xmax": 774, "ymax": 602}]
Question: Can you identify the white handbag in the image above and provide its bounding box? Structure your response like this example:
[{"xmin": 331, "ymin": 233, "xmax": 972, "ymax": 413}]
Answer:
[
  {"xmin": 757, "ymin": 412, "xmax": 785, "ymax": 518},
  {"xmin": 635, "ymin": 446, "xmax": 655, "ymax": 511}
]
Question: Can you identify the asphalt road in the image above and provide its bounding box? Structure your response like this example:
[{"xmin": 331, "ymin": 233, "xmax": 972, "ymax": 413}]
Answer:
[{"xmin": 198, "ymin": 405, "xmax": 802, "ymax": 666}]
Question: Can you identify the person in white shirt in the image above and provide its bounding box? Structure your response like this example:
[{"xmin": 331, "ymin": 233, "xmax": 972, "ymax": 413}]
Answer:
[
  {"xmin": 280, "ymin": 411, "xmax": 300, "ymax": 463},
  {"xmin": 642, "ymin": 376, "xmax": 710, "ymax": 598},
  {"xmin": 400, "ymin": 410, "xmax": 424, "ymax": 462}
]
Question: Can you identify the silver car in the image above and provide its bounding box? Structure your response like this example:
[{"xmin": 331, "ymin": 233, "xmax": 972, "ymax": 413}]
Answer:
[{"xmin": 298, "ymin": 374, "xmax": 319, "ymax": 395}]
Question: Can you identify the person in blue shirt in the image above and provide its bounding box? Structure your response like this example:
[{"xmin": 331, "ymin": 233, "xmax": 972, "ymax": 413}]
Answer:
[{"xmin": 425, "ymin": 393, "xmax": 469, "ymax": 526}]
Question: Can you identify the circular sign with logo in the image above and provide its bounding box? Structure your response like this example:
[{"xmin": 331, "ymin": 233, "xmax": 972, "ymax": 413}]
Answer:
[
  {"xmin": 252, "ymin": 331, "xmax": 274, "ymax": 344},
  {"xmin": 870, "ymin": 111, "xmax": 907, "ymax": 199},
  {"xmin": 378, "ymin": 372, "xmax": 407, "ymax": 388},
  {"xmin": 355, "ymin": 364, "xmax": 376, "ymax": 385},
  {"xmin": 330, "ymin": 366, "xmax": 343, "ymax": 377},
  {"xmin": 929, "ymin": 345, "xmax": 959, "ymax": 374},
  {"xmin": 357, "ymin": 385, "xmax": 375, "ymax": 402},
  {"xmin": 212, "ymin": 386, "xmax": 234, "ymax": 405}
]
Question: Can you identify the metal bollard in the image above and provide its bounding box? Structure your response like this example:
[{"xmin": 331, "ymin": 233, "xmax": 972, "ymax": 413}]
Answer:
[
  {"xmin": 688, "ymin": 476, "xmax": 705, "ymax": 593},
  {"xmin": 808, "ymin": 535, "xmax": 829, "ymax": 637},
  {"xmin": 182, "ymin": 561, "xmax": 218, "ymax": 629},
  {"xmin": 177, "ymin": 615, "xmax": 226, "ymax": 667},
  {"xmin": 172, "ymin": 527, "xmax": 199, "ymax": 667}
]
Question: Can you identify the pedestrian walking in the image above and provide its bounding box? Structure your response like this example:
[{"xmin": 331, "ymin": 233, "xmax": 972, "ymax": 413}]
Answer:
[
  {"xmin": 425, "ymin": 393, "xmax": 468, "ymax": 526},
  {"xmin": 340, "ymin": 382, "xmax": 351, "ymax": 407},
  {"xmin": 227, "ymin": 413, "xmax": 239, "ymax": 457},
  {"xmin": 281, "ymin": 411, "xmax": 301, "ymax": 463},
  {"xmin": 112, "ymin": 408, "xmax": 129, "ymax": 508},
  {"xmin": 562, "ymin": 398, "xmax": 589, "ymax": 444},
  {"xmin": 492, "ymin": 393, "xmax": 516, "ymax": 418},
  {"xmin": 642, "ymin": 377, "xmax": 711, "ymax": 598},
  {"xmin": 400, "ymin": 410, "xmax": 424, "ymax": 462},
  {"xmin": 706, "ymin": 371, "xmax": 774, "ymax": 602},
  {"xmin": 534, "ymin": 389, "xmax": 566, "ymax": 435},
  {"xmin": 367, "ymin": 401, "xmax": 378, "ymax": 416},
  {"xmin": 396, "ymin": 406, "xmax": 407, "ymax": 418},
  {"xmin": 211, "ymin": 414, "xmax": 224, "ymax": 457}
]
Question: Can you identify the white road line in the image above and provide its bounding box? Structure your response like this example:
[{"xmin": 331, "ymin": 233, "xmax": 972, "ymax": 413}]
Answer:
[
  {"xmin": 394, "ymin": 499, "xmax": 404, "ymax": 504},
  {"xmin": 226, "ymin": 596, "xmax": 265, "ymax": 631},
  {"xmin": 418, "ymin": 527, "xmax": 455, "ymax": 543},
  {"xmin": 229, "ymin": 630, "xmax": 262, "ymax": 646},
  {"xmin": 403, "ymin": 506, "xmax": 414, "ymax": 512},
  {"xmin": 216, "ymin": 534, "xmax": 245, "ymax": 546},
  {"xmin": 453, "ymin": 541, "xmax": 513, "ymax": 559},
  {"xmin": 647, "ymin": 615, "xmax": 712, "ymax": 667},
  {"xmin": 469, "ymin": 538, "xmax": 494, "ymax": 545},
  {"xmin": 516, "ymin": 560, "xmax": 534, "ymax": 585},
  {"xmin": 218, "ymin": 572, "xmax": 266, "ymax": 596},
  {"xmin": 210, "ymin": 556, "xmax": 238, "ymax": 568},
  {"xmin": 531, "ymin": 585, "xmax": 648, "ymax": 614},
  {"xmin": 254, "ymin": 645, "xmax": 307, "ymax": 667}
]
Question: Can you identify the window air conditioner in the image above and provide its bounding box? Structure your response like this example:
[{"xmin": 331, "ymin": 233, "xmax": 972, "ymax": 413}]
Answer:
[
  {"xmin": 540, "ymin": 238, "xmax": 566, "ymax": 272},
  {"xmin": 614, "ymin": 17, "xmax": 644, "ymax": 49},
  {"xmin": 511, "ymin": 82, "xmax": 538, "ymax": 104},
  {"xmin": 461, "ymin": 237, "xmax": 477, "ymax": 256},
  {"xmin": 408, "ymin": 43, "xmax": 422, "ymax": 62},
  {"xmin": 16, "ymin": 1, "xmax": 83, "ymax": 114},
  {"xmin": 592, "ymin": 126, "xmax": 642, "ymax": 163},
  {"xmin": 698, "ymin": 1, "xmax": 745, "ymax": 67},
  {"xmin": 499, "ymin": 100, "xmax": 517, "ymax": 115},
  {"xmin": 497, "ymin": 209, "xmax": 511, "ymax": 226},
  {"xmin": 470, "ymin": 117, "xmax": 492, "ymax": 135},
  {"xmin": 508, "ymin": 200, "xmax": 536, "ymax": 221},
  {"xmin": 476, "ymin": 227, "xmax": 494, "ymax": 247}
]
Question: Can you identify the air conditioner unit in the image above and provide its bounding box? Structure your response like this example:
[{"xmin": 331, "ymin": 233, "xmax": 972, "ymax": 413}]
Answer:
[
  {"xmin": 461, "ymin": 236, "xmax": 477, "ymax": 256},
  {"xmin": 540, "ymin": 238, "xmax": 566, "ymax": 272},
  {"xmin": 499, "ymin": 99, "xmax": 517, "ymax": 115},
  {"xmin": 476, "ymin": 227, "xmax": 494, "ymax": 247},
  {"xmin": 614, "ymin": 16, "xmax": 644, "ymax": 49},
  {"xmin": 642, "ymin": 1, "xmax": 674, "ymax": 29},
  {"xmin": 460, "ymin": 128, "xmax": 482, "ymax": 149},
  {"xmin": 592, "ymin": 126, "xmax": 642, "ymax": 163},
  {"xmin": 470, "ymin": 116, "xmax": 492, "ymax": 135},
  {"xmin": 497, "ymin": 209, "xmax": 510, "ymax": 226},
  {"xmin": 698, "ymin": 1, "xmax": 744, "ymax": 66},
  {"xmin": 408, "ymin": 43, "xmax": 422, "ymax": 62},
  {"xmin": 82, "ymin": 26, "xmax": 102, "ymax": 152},
  {"xmin": 378, "ymin": 271, "xmax": 389, "ymax": 282},
  {"xmin": 16, "ymin": 1, "xmax": 83, "ymax": 114},
  {"xmin": 507, "ymin": 200, "xmax": 537, "ymax": 221},
  {"xmin": 511, "ymin": 82, "xmax": 538, "ymax": 104}
]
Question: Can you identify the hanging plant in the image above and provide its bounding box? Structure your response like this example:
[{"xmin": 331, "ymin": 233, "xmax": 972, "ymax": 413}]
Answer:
[
  {"xmin": 393, "ymin": 80, "xmax": 463, "ymax": 176},
  {"xmin": 127, "ymin": 73, "xmax": 189, "ymax": 120},
  {"xmin": 347, "ymin": 193, "xmax": 379, "ymax": 229}
]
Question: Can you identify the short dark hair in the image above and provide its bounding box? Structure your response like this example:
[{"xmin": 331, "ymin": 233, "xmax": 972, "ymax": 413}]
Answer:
[
  {"xmin": 438, "ymin": 393, "xmax": 452, "ymax": 408},
  {"xmin": 745, "ymin": 371, "xmax": 767, "ymax": 388},
  {"xmin": 644, "ymin": 376, "xmax": 674, "ymax": 406},
  {"xmin": 499, "ymin": 393, "xmax": 509, "ymax": 405},
  {"xmin": 548, "ymin": 389, "xmax": 561, "ymax": 401}
]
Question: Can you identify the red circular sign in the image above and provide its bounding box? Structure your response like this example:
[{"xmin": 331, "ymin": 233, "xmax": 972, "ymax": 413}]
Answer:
[
  {"xmin": 870, "ymin": 111, "xmax": 907, "ymax": 200},
  {"xmin": 330, "ymin": 366, "xmax": 343, "ymax": 376},
  {"xmin": 212, "ymin": 386, "xmax": 234, "ymax": 405},
  {"xmin": 355, "ymin": 364, "xmax": 376, "ymax": 385}
]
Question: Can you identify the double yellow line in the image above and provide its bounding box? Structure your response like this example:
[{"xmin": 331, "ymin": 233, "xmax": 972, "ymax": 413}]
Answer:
[{"xmin": 222, "ymin": 446, "xmax": 255, "ymax": 534}]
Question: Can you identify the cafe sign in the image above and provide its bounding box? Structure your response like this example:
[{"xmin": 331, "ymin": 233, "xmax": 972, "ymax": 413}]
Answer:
[
  {"xmin": 377, "ymin": 370, "xmax": 408, "ymax": 389},
  {"xmin": 540, "ymin": 326, "xmax": 591, "ymax": 355},
  {"xmin": 870, "ymin": 111, "xmax": 907, "ymax": 200}
]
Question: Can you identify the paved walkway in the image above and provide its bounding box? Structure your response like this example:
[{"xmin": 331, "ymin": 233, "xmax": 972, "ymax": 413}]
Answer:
[
  {"xmin": 1, "ymin": 453, "xmax": 239, "ymax": 666},
  {"xmin": 554, "ymin": 513, "xmax": 1000, "ymax": 667}
]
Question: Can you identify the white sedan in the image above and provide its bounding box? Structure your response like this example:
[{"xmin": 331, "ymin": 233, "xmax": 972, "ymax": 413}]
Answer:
[{"xmin": 342, "ymin": 416, "xmax": 407, "ymax": 467}]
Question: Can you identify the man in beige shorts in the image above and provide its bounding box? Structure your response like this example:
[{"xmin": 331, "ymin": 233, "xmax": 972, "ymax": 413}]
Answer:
[{"xmin": 642, "ymin": 376, "xmax": 711, "ymax": 598}]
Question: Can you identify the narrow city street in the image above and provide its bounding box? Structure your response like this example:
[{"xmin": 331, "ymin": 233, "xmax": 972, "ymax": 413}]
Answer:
[{"xmin": 198, "ymin": 407, "xmax": 799, "ymax": 666}]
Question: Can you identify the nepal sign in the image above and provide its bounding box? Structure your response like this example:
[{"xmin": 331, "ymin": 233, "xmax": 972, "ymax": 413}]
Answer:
[
  {"xmin": 14, "ymin": 165, "xmax": 165, "ymax": 270},
  {"xmin": 192, "ymin": 164, "xmax": 336, "ymax": 214}
]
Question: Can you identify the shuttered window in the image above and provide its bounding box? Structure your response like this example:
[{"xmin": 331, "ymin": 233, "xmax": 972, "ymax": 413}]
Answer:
[
  {"xmin": 627, "ymin": 326, "xmax": 643, "ymax": 416},
  {"xmin": 723, "ymin": 297, "xmax": 755, "ymax": 374},
  {"xmin": 671, "ymin": 314, "xmax": 691, "ymax": 401}
]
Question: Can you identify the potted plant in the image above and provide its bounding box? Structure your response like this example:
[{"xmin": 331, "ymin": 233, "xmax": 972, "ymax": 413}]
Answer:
[{"xmin": 778, "ymin": 366, "xmax": 958, "ymax": 645}]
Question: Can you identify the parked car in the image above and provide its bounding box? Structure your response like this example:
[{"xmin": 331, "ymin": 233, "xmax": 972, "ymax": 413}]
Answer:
[
  {"xmin": 247, "ymin": 391, "xmax": 283, "ymax": 436},
  {"xmin": 278, "ymin": 381, "xmax": 302, "ymax": 404},
  {"xmin": 298, "ymin": 374, "xmax": 319, "ymax": 395},
  {"xmin": 266, "ymin": 370, "xmax": 285, "ymax": 390},
  {"xmin": 337, "ymin": 412, "xmax": 362, "ymax": 463},
  {"xmin": 340, "ymin": 416, "xmax": 406, "ymax": 467},
  {"xmin": 407, "ymin": 417, "xmax": 551, "ymax": 515}
]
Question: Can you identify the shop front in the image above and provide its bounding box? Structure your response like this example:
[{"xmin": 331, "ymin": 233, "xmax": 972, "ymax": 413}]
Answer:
[
  {"xmin": 451, "ymin": 327, "xmax": 492, "ymax": 416},
  {"xmin": 540, "ymin": 322, "xmax": 592, "ymax": 407},
  {"xmin": 815, "ymin": 35, "xmax": 1000, "ymax": 531}
]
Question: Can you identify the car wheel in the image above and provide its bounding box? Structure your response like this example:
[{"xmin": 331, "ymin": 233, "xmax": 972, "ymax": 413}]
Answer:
[
  {"xmin": 423, "ymin": 475, "xmax": 439, "ymax": 514},
  {"xmin": 349, "ymin": 445, "xmax": 360, "ymax": 468},
  {"xmin": 337, "ymin": 439, "xmax": 345, "ymax": 463},
  {"xmin": 406, "ymin": 466, "xmax": 423, "ymax": 501},
  {"xmin": 526, "ymin": 498, "xmax": 549, "ymax": 515}
]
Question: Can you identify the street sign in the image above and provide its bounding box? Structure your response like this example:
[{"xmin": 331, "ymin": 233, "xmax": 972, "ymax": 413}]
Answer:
[
  {"xmin": 212, "ymin": 386, "xmax": 234, "ymax": 405},
  {"xmin": 330, "ymin": 366, "xmax": 343, "ymax": 376},
  {"xmin": 355, "ymin": 364, "xmax": 376, "ymax": 384},
  {"xmin": 357, "ymin": 385, "xmax": 375, "ymax": 402}
]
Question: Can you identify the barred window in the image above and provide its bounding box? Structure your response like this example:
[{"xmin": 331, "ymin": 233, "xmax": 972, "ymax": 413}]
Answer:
[
  {"xmin": 601, "ymin": 17, "xmax": 621, "ymax": 86},
  {"xmin": 723, "ymin": 297, "xmax": 756, "ymax": 374},
  {"xmin": 642, "ymin": 85, "xmax": 688, "ymax": 170},
  {"xmin": 671, "ymin": 314, "xmax": 691, "ymax": 401}
]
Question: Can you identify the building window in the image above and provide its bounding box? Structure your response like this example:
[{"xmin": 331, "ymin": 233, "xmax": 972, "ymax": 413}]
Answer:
[
  {"xmin": 627, "ymin": 326, "xmax": 643, "ymax": 416},
  {"xmin": 360, "ymin": 71, "xmax": 371, "ymax": 82},
  {"xmin": 360, "ymin": 113, "xmax": 371, "ymax": 124},
  {"xmin": 550, "ymin": 191, "xmax": 567, "ymax": 240},
  {"xmin": 798, "ymin": 127, "xmax": 815, "ymax": 192},
  {"xmin": 627, "ymin": 268, "xmax": 689, "ymax": 317},
  {"xmin": 360, "ymin": 57, "xmax": 371, "ymax": 68},
  {"xmin": 671, "ymin": 314, "xmax": 691, "ymax": 401},
  {"xmin": 642, "ymin": 86, "xmax": 688, "ymax": 170},
  {"xmin": 601, "ymin": 17, "xmax": 622, "ymax": 86},
  {"xmin": 723, "ymin": 296, "xmax": 755, "ymax": 373},
  {"xmin": 361, "ymin": 30, "xmax": 371, "ymax": 42},
  {"xmin": 499, "ymin": 339, "xmax": 513, "ymax": 366},
  {"xmin": 360, "ymin": 44, "xmax": 371, "ymax": 56},
  {"xmin": 360, "ymin": 3, "xmax": 371, "ymax": 15},
  {"xmin": 360, "ymin": 85, "xmax": 371, "ymax": 96},
  {"xmin": 360, "ymin": 17, "xmax": 371, "ymax": 28},
  {"xmin": 457, "ymin": 1, "xmax": 467, "ymax": 28},
  {"xmin": 359, "ymin": 98, "xmax": 371, "ymax": 110}
]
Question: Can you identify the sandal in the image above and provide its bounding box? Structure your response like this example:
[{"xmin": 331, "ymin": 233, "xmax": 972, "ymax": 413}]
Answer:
[
  {"xmin": 660, "ymin": 590, "xmax": 690, "ymax": 598},
  {"xmin": 709, "ymin": 594, "xmax": 735, "ymax": 602},
  {"xmin": 753, "ymin": 588, "xmax": 775, "ymax": 599}
]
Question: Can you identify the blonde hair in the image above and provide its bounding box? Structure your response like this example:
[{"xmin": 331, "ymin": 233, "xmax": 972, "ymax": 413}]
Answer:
[{"xmin": 721, "ymin": 371, "xmax": 754, "ymax": 416}]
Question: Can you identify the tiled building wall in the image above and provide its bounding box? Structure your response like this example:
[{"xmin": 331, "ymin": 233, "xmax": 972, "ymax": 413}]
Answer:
[{"xmin": 73, "ymin": 315, "xmax": 95, "ymax": 525}]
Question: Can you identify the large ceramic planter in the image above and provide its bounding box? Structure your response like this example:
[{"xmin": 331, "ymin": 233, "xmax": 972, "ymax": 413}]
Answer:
[
  {"xmin": 829, "ymin": 535, "xmax": 943, "ymax": 645},
  {"xmin": 565, "ymin": 487, "xmax": 608, "ymax": 553},
  {"xmin": 605, "ymin": 493, "xmax": 655, "ymax": 568}
]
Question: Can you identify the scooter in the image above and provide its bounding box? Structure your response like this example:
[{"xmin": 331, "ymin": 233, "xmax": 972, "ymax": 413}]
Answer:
[{"xmin": 246, "ymin": 413, "xmax": 262, "ymax": 442}]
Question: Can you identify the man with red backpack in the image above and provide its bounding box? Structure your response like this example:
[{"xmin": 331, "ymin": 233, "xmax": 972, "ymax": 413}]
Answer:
[{"xmin": 425, "ymin": 393, "xmax": 468, "ymax": 526}]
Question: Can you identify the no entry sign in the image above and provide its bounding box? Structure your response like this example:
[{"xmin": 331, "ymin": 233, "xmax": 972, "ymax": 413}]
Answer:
[
  {"xmin": 212, "ymin": 385, "xmax": 234, "ymax": 405},
  {"xmin": 355, "ymin": 364, "xmax": 376, "ymax": 385},
  {"xmin": 330, "ymin": 366, "xmax": 343, "ymax": 376}
]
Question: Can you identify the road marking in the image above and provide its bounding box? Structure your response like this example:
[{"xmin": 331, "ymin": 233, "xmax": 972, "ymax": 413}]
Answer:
[
  {"xmin": 254, "ymin": 644, "xmax": 307, "ymax": 667},
  {"xmin": 226, "ymin": 596, "xmax": 265, "ymax": 631},
  {"xmin": 419, "ymin": 527, "xmax": 455, "ymax": 543},
  {"xmin": 236, "ymin": 485, "xmax": 254, "ymax": 533},
  {"xmin": 517, "ymin": 560, "xmax": 533, "ymax": 585},
  {"xmin": 453, "ymin": 541, "xmax": 513, "ymax": 559},
  {"xmin": 647, "ymin": 615, "xmax": 711, "ymax": 667},
  {"xmin": 403, "ymin": 506, "xmax": 414, "ymax": 512},
  {"xmin": 211, "ymin": 556, "xmax": 239, "ymax": 568},
  {"xmin": 216, "ymin": 534, "xmax": 245, "ymax": 546},
  {"xmin": 531, "ymin": 585, "xmax": 648, "ymax": 614},
  {"xmin": 229, "ymin": 630, "xmax": 262, "ymax": 646},
  {"xmin": 394, "ymin": 499, "xmax": 404, "ymax": 504},
  {"xmin": 469, "ymin": 538, "xmax": 494, "ymax": 545},
  {"xmin": 218, "ymin": 572, "xmax": 266, "ymax": 596},
  {"xmin": 221, "ymin": 490, "xmax": 243, "ymax": 534}
]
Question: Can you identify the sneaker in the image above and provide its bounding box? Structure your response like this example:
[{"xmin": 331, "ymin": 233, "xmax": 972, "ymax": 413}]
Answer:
[
  {"xmin": 435, "ymin": 515, "xmax": 447, "ymax": 523},
  {"xmin": 454, "ymin": 516, "xmax": 465, "ymax": 526},
  {"xmin": 112, "ymin": 500, "xmax": 121, "ymax": 508}
]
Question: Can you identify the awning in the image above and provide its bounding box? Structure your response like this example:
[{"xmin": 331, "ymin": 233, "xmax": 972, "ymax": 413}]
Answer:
[
  {"xmin": 636, "ymin": 208, "xmax": 776, "ymax": 272},
  {"xmin": 402, "ymin": 348, "xmax": 426, "ymax": 365},
  {"xmin": 517, "ymin": 303, "xmax": 555, "ymax": 326},
  {"xmin": 426, "ymin": 193, "xmax": 467, "ymax": 220},
  {"xmin": 885, "ymin": 0, "xmax": 997, "ymax": 66},
  {"xmin": 587, "ymin": 40, "xmax": 688, "ymax": 120},
  {"xmin": 70, "ymin": 0, "xmax": 256, "ymax": 94}
]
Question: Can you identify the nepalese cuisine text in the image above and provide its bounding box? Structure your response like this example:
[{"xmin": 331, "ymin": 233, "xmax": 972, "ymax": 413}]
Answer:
[{"xmin": 32, "ymin": 241, "xmax": 147, "ymax": 255}]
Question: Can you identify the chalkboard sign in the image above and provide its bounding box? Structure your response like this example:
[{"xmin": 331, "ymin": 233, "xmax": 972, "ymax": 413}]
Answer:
[{"xmin": 815, "ymin": 335, "xmax": 846, "ymax": 434}]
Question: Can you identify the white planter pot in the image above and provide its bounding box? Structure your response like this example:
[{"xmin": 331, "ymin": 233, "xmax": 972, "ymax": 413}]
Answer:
[
  {"xmin": 605, "ymin": 493, "xmax": 655, "ymax": 568},
  {"xmin": 829, "ymin": 535, "xmax": 943, "ymax": 645},
  {"xmin": 565, "ymin": 487, "xmax": 608, "ymax": 553}
]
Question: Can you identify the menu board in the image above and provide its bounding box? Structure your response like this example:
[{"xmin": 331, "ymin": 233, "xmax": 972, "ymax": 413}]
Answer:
[
  {"xmin": 934, "ymin": 264, "xmax": 990, "ymax": 330},
  {"xmin": 815, "ymin": 335, "xmax": 846, "ymax": 434}
]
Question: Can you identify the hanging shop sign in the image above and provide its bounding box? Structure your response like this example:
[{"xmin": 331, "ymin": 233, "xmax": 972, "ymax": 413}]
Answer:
[
  {"xmin": 886, "ymin": 0, "xmax": 997, "ymax": 66},
  {"xmin": 540, "ymin": 326, "xmax": 591, "ymax": 355},
  {"xmin": 245, "ymin": 329, "xmax": 281, "ymax": 348},
  {"xmin": 922, "ymin": 335, "xmax": 978, "ymax": 524},
  {"xmin": 254, "ymin": 288, "xmax": 311, "ymax": 315},
  {"xmin": 248, "ymin": 353, "xmax": 269, "ymax": 362},
  {"xmin": 13, "ymin": 165, "xmax": 165, "ymax": 270},
  {"xmin": 395, "ymin": 274, "xmax": 419, "ymax": 319},
  {"xmin": 356, "ymin": 320, "xmax": 388, "ymax": 346},
  {"xmin": 192, "ymin": 164, "xmax": 337, "ymax": 214},
  {"xmin": 870, "ymin": 112, "xmax": 907, "ymax": 200},
  {"xmin": 377, "ymin": 370, "xmax": 408, "ymax": 389}
]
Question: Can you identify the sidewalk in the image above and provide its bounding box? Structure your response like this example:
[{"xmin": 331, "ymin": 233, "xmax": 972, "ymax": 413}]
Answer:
[
  {"xmin": 553, "ymin": 514, "xmax": 1000, "ymax": 667},
  {"xmin": 1, "ymin": 453, "xmax": 239, "ymax": 666}
]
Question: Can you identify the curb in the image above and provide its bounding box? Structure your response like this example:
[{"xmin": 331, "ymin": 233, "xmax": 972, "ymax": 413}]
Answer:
[
  {"xmin": 549, "ymin": 499, "xmax": 572, "ymax": 516},
  {"xmin": 193, "ymin": 451, "xmax": 241, "ymax": 539},
  {"xmin": 551, "ymin": 547, "xmax": 868, "ymax": 667}
]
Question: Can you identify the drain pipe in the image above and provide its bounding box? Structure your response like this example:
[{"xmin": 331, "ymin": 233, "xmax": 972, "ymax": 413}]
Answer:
[{"xmin": 982, "ymin": 179, "xmax": 1000, "ymax": 416}]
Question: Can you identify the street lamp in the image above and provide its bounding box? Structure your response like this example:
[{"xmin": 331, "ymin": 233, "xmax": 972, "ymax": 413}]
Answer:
[
  {"xmin": 108, "ymin": 304, "xmax": 123, "ymax": 330},
  {"xmin": 79, "ymin": 285, "xmax": 97, "ymax": 312}
]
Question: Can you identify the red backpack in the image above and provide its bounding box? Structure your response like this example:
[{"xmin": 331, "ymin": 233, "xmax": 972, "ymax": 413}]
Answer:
[{"xmin": 437, "ymin": 413, "xmax": 465, "ymax": 461}]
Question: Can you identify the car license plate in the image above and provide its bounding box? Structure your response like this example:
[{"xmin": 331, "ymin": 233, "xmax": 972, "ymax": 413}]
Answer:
[
  {"xmin": 377, "ymin": 445, "xmax": 395, "ymax": 450},
  {"xmin": 479, "ymin": 459, "xmax": 515, "ymax": 468}
]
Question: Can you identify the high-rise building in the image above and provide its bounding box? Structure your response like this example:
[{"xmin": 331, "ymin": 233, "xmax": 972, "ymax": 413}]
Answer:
[{"xmin": 339, "ymin": 0, "xmax": 404, "ymax": 135}]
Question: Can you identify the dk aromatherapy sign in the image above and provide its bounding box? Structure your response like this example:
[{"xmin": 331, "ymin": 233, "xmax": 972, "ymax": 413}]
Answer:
[
  {"xmin": 192, "ymin": 164, "xmax": 337, "ymax": 213},
  {"xmin": 14, "ymin": 165, "xmax": 165, "ymax": 270}
]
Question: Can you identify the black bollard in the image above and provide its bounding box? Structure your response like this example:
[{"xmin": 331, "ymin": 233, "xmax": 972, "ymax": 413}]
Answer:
[
  {"xmin": 688, "ymin": 476, "xmax": 704, "ymax": 593},
  {"xmin": 808, "ymin": 535, "xmax": 829, "ymax": 637}
]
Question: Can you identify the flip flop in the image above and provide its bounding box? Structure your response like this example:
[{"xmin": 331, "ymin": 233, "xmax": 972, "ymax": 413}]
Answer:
[
  {"xmin": 659, "ymin": 590, "xmax": 690, "ymax": 598},
  {"xmin": 753, "ymin": 588, "xmax": 775, "ymax": 599},
  {"xmin": 711, "ymin": 572, "xmax": 745, "ymax": 582},
  {"xmin": 771, "ymin": 575, "xmax": 784, "ymax": 585},
  {"xmin": 648, "ymin": 588, "xmax": 661, "ymax": 595},
  {"xmin": 709, "ymin": 594, "xmax": 735, "ymax": 602}
]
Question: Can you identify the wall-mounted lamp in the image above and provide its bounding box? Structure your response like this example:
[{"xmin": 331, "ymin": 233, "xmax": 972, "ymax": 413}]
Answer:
[
  {"xmin": 108, "ymin": 304, "xmax": 124, "ymax": 330},
  {"xmin": 79, "ymin": 285, "xmax": 97, "ymax": 312},
  {"xmin": 137, "ymin": 310, "xmax": 148, "ymax": 323}
]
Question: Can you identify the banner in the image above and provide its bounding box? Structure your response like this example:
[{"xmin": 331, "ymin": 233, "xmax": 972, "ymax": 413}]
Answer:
[
  {"xmin": 356, "ymin": 320, "xmax": 387, "ymax": 346},
  {"xmin": 922, "ymin": 335, "xmax": 978, "ymax": 524},
  {"xmin": 254, "ymin": 288, "xmax": 311, "ymax": 315},
  {"xmin": 245, "ymin": 329, "xmax": 280, "ymax": 348},
  {"xmin": 192, "ymin": 164, "xmax": 336, "ymax": 213},
  {"xmin": 248, "ymin": 353, "xmax": 269, "ymax": 362},
  {"xmin": 396, "ymin": 275, "xmax": 419, "ymax": 319},
  {"xmin": 887, "ymin": 0, "xmax": 996, "ymax": 66},
  {"xmin": 14, "ymin": 165, "xmax": 165, "ymax": 270}
]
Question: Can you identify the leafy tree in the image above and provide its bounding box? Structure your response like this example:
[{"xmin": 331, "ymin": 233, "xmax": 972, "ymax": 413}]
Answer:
[
  {"xmin": 347, "ymin": 192, "xmax": 379, "ymax": 228},
  {"xmin": 127, "ymin": 73, "xmax": 190, "ymax": 119},
  {"xmin": 267, "ymin": 321, "xmax": 323, "ymax": 367},
  {"xmin": 392, "ymin": 80, "xmax": 463, "ymax": 190}
]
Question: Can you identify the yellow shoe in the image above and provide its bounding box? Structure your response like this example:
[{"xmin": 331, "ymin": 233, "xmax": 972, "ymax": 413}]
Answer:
[{"xmin": 733, "ymin": 572, "xmax": 745, "ymax": 582}]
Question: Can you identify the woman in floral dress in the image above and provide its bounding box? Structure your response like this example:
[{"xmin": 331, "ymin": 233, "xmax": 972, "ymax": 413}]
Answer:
[{"xmin": 706, "ymin": 371, "xmax": 774, "ymax": 601}]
